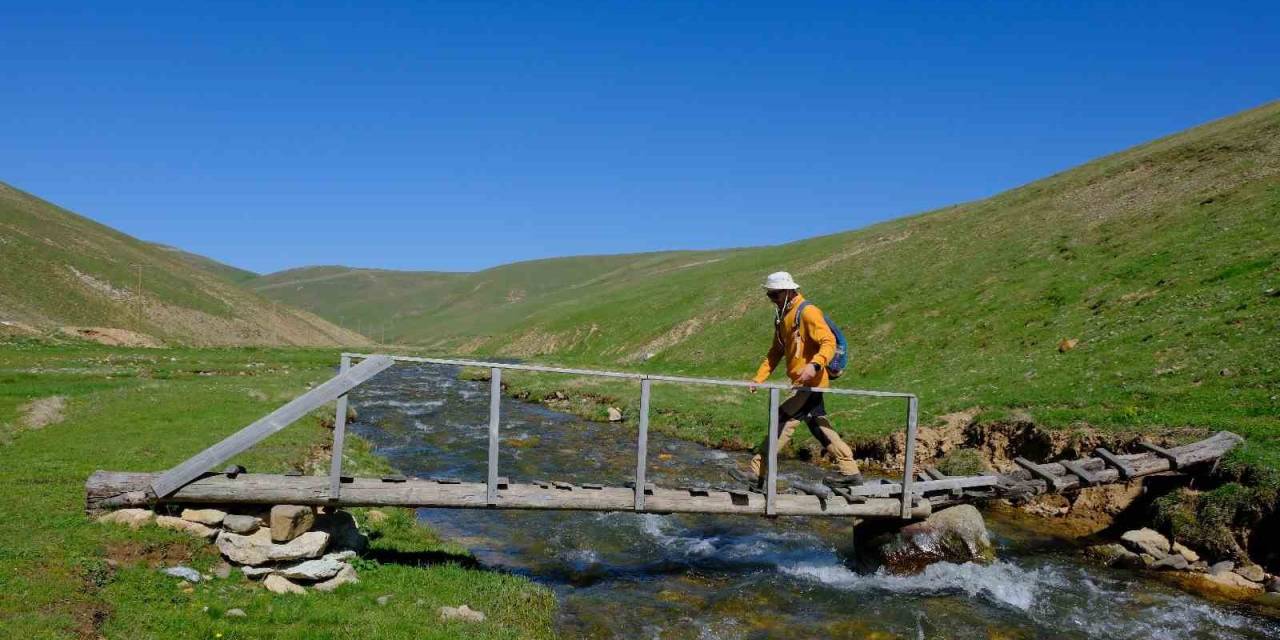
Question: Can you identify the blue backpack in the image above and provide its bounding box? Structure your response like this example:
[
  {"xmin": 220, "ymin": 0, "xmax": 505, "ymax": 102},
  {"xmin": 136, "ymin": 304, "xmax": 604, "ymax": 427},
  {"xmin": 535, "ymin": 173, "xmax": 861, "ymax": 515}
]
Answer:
[{"xmin": 792, "ymin": 301, "xmax": 849, "ymax": 379}]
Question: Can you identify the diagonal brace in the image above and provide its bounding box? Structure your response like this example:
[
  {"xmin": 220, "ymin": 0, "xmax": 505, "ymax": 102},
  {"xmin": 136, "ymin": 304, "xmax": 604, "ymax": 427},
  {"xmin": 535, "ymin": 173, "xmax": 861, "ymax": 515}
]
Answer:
[{"xmin": 152, "ymin": 355, "xmax": 395, "ymax": 497}]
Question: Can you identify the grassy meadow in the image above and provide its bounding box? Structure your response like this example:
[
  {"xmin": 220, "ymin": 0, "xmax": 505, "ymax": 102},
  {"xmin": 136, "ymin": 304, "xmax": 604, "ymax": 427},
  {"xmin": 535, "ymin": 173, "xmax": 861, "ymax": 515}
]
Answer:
[{"xmin": 0, "ymin": 340, "xmax": 554, "ymax": 640}]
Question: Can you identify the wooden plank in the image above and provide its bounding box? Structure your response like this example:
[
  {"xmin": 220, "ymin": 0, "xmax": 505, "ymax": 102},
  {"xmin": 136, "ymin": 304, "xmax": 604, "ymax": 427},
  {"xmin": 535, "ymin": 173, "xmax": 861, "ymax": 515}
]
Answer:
[
  {"xmin": 1139, "ymin": 441, "xmax": 1183, "ymax": 469},
  {"xmin": 634, "ymin": 379, "xmax": 651, "ymax": 511},
  {"xmin": 1094, "ymin": 448, "xmax": 1135, "ymax": 479},
  {"xmin": 900, "ymin": 396, "xmax": 919, "ymax": 518},
  {"xmin": 841, "ymin": 475, "xmax": 999, "ymax": 497},
  {"xmin": 924, "ymin": 466, "xmax": 947, "ymax": 481},
  {"xmin": 91, "ymin": 471, "xmax": 934, "ymax": 519},
  {"xmin": 486, "ymin": 368, "xmax": 501, "ymax": 505},
  {"xmin": 765, "ymin": 388, "xmax": 779, "ymax": 516},
  {"xmin": 1060, "ymin": 459, "xmax": 1099, "ymax": 486},
  {"xmin": 151, "ymin": 355, "xmax": 394, "ymax": 497},
  {"xmin": 1014, "ymin": 457, "xmax": 1066, "ymax": 492},
  {"xmin": 328, "ymin": 355, "xmax": 351, "ymax": 500}
]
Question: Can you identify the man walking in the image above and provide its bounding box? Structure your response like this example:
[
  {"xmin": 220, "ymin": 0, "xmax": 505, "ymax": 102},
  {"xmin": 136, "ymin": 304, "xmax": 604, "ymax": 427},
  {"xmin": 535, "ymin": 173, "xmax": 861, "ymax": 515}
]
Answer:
[{"xmin": 733, "ymin": 271, "xmax": 863, "ymax": 490}]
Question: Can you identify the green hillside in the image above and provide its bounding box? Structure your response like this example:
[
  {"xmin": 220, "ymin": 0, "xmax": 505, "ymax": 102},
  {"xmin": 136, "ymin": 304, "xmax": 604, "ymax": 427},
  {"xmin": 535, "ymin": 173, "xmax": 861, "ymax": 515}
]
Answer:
[
  {"xmin": 0, "ymin": 182, "xmax": 368, "ymax": 347},
  {"xmin": 151, "ymin": 243, "xmax": 259, "ymax": 284},
  {"xmin": 256, "ymin": 102, "xmax": 1280, "ymax": 462},
  {"xmin": 248, "ymin": 251, "xmax": 734, "ymax": 347}
]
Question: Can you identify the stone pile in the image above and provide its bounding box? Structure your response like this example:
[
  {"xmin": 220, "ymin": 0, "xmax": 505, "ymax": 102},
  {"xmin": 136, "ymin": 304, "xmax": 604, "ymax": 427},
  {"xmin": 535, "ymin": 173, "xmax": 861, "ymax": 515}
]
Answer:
[
  {"xmin": 98, "ymin": 504, "xmax": 368, "ymax": 595},
  {"xmin": 1086, "ymin": 527, "xmax": 1278, "ymax": 597}
]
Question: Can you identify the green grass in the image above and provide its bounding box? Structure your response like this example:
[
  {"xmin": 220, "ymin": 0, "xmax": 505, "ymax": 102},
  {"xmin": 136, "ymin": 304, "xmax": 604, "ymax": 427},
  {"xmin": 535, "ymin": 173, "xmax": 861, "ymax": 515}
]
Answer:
[
  {"xmin": 268, "ymin": 101, "xmax": 1280, "ymax": 470},
  {"xmin": 0, "ymin": 342, "xmax": 554, "ymax": 639}
]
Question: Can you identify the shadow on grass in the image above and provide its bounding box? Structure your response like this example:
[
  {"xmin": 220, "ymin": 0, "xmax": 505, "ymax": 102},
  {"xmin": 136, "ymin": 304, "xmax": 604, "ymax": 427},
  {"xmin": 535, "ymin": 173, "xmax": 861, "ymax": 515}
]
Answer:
[{"xmin": 364, "ymin": 546, "xmax": 481, "ymax": 570}]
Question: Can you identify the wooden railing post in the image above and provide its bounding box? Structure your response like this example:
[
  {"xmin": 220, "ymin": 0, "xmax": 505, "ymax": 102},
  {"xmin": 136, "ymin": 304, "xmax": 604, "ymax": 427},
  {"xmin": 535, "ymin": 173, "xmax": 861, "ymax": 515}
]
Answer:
[
  {"xmin": 486, "ymin": 368, "xmax": 501, "ymax": 505},
  {"xmin": 900, "ymin": 395, "xmax": 919, "ymax": 518},
  {"xmin": 328, "ymin": 354, "xmax": 351, "ymax": 500},
  {"xmin": 633, "ymin": 378, "xmax": 651, "ymax": 511},
  {"xmin": 766, "ymin": 388, "xmax": 780, "ymax": 516}
]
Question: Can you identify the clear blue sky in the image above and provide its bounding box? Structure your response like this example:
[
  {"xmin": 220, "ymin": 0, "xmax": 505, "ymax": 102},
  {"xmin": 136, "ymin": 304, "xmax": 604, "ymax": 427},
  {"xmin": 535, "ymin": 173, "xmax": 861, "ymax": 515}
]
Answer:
[{"xmin": 2, "ymin": 1, "xmax": 1276, "ymax": 274}]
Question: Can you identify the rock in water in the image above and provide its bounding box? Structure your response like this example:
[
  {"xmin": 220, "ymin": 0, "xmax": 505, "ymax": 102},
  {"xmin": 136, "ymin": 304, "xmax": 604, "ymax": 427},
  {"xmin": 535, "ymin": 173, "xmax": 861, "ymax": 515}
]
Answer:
[
  {"xmin": 1201, "ymin": 570, "xmax": 1265, "ymax": 595},
  {"xmin": 1171, "ymin": 541, "xmax": 1200, "ymax": 563},
  {"xmin": 263, "ymin": 574, "xmax": 308, "ymax": 595},
  {"xmin": 864, "ymin": 504, "xmax": 995, "ymax": 574},
  {"xmin": 1120, "ymin": 528, "xmax": 1171, "ymax": 558},
  {"xmin": 270, "ymin": 505, "xmax": 315, "ymax": 542},
  {"xmin": 1235, "ymin": 563, "xmax": 1266, "ymax": 583},
  {"xmin": 1152, "ymin": 554, "xmax": 1190, "ymax": 571},
  {"xmin": 180, "ymin": 508, "xmax": 227, "ymax": 527},
  {"xmin": 1210, "ymin": 560, "xmax": 1235, "ymax": 575},
  {"xmin": 222, "ymin": 514, "xmax": 262, "ymax": 534},
  {"xmin": 1085, "ymin": 543, "xmax": 1142, "ymax": 569},
  {"xmin": 440, "ymin": 604, "xmax": 486, "ymax": 623}
]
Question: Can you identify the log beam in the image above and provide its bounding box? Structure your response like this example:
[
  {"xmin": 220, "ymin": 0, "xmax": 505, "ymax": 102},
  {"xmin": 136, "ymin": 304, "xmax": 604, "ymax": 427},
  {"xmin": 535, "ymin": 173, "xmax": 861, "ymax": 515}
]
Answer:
[{"xmin": 89, "ymin": 471, "xmax": 932, "ymax": 519}]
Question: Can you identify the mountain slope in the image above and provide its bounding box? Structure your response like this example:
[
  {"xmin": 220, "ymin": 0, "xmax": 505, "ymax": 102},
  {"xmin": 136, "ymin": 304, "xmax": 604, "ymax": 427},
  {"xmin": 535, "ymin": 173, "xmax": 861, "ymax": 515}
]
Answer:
[
  {"xmin": 151, "ymin": 244, "xmax": 259, "ymax": 284},
  {"xmin": 256, "ymin": 101, "xmax": 1280, "ymax": 446},
  {"xmin": 0, "ymin": 182, "xmax": 369, "ymax": 347},
  {"xmin": 248, "ymin": 250, "xmax": 731, "ymax": 346}
]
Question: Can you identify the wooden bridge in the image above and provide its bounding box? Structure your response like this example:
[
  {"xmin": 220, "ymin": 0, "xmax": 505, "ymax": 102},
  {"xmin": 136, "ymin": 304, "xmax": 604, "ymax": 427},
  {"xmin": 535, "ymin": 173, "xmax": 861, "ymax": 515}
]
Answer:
[{"xmin": 85, "ymin": 353, "xmax": 1243, "ymax": 521}]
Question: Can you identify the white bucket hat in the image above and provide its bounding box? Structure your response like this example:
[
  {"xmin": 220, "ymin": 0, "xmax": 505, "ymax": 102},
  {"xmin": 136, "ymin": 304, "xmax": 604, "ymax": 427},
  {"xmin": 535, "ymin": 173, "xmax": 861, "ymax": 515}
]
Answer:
[{"xmin": 762, "ymin": 271, "xmax": 800, "ymax": 291}]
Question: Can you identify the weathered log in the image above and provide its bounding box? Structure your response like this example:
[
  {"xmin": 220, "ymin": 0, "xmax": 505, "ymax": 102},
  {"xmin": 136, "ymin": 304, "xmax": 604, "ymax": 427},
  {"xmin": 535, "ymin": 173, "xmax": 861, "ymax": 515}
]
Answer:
[
  {"xmin": 997, "ymin": 431, "xmax": 1241, "ymax": 495},
  {"xmin": 87, "ymin": 471, "xmax": 931, "ymax": 519}
]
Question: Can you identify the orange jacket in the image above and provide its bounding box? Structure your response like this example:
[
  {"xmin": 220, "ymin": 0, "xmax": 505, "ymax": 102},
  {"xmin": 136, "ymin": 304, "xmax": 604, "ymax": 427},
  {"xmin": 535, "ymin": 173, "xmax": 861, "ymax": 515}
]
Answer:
[{"xmin": 752, "ymin": 293, "xmax": 836, "ymax": 388}]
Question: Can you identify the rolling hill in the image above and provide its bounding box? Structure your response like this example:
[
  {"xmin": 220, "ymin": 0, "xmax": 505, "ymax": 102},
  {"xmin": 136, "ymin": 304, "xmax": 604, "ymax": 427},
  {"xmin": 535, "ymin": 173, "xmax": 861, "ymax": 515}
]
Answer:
[
  {"xmin": 151, "ymin": 243, "xmax": 259, "ymax": 284},
  {"xmin": 0, "ymin": 182, "xmax": 369, "ymax": 347},
  {"xmin": 246, "ymin": 250, "xmax": 735, "ymax": 347},
  {"xmin": 252, "ymin": 101, "xmax": 1279, "ymax": 451}
]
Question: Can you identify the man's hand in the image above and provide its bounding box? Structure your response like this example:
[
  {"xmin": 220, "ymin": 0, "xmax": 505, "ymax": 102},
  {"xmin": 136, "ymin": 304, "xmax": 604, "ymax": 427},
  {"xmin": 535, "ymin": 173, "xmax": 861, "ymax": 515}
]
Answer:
[{"xmin": 796, "ymin": 362, "xmax": 820, "ymax": 387}]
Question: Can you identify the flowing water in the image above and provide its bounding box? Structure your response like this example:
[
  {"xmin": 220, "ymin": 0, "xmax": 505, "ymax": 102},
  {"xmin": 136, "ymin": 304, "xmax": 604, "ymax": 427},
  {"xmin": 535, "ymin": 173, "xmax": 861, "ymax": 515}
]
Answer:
[{"xmin": 347, "ymin": 363, "xmax": 1279, "ymax": 639}]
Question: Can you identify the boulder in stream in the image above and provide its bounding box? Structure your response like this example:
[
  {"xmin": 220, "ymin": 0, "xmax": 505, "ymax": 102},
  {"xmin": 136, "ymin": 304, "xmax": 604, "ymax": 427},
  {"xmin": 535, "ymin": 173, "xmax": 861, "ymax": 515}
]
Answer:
[{"xmin": 861, "ymin": 504, "xmax": 995, "ymax": 574}]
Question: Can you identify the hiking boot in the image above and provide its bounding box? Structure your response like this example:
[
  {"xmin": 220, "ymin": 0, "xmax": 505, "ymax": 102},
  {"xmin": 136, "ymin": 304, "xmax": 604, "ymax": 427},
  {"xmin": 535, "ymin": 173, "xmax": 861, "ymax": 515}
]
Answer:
[{"xmin": 822, "ymin": 473, "xmax": 864, "ymax": 488}]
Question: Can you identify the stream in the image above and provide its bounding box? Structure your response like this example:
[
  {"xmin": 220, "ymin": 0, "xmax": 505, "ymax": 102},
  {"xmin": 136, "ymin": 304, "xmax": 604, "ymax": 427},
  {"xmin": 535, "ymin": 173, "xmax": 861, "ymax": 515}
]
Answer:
[{"xmin": 346, "ymin": 363, "xmax": 1279, "ymax": 639}]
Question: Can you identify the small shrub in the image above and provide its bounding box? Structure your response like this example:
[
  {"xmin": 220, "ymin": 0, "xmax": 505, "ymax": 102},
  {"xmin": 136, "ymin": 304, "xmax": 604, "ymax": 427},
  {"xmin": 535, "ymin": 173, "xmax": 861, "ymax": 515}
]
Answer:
[
  {"xmin": 937, "ymin": 448, "xmax": 988, "ymax": 476},
  {"xmin": 1152, "ymin": 482, "xmax": 1274, "ymax": 561}
]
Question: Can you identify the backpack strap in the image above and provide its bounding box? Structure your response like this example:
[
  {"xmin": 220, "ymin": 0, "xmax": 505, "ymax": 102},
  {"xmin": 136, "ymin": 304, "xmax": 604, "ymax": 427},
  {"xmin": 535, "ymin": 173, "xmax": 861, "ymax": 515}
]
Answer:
[{"xmin": 792, "ymin": 301, "xmax": 811, "ymax": 332}]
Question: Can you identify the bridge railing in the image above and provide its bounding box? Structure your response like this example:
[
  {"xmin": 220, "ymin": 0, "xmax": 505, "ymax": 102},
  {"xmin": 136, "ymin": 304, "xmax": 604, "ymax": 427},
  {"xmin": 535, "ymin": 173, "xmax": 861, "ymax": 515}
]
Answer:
[{"xmin": 339, "ymin": 353, "xmax": 921, "ymax": 518}]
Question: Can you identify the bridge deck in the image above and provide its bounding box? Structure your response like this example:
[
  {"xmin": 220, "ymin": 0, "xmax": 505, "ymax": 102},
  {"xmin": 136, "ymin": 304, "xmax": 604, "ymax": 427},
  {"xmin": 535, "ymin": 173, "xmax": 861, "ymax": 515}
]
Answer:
[
  {"xmin": 86, "ymin": 432, "xmax": 1243, "ymax": 520},
  {"xmin": 86, "ymin": 471, "xmax": 932, "ymax": 518}
]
